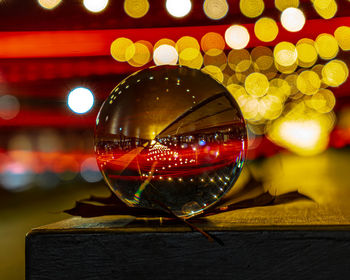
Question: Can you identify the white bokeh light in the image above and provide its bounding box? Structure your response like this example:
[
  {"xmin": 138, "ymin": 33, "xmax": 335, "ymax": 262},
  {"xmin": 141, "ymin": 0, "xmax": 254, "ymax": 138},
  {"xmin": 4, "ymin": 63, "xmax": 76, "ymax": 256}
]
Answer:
[
  {"xmin": 83, "ymin": 0, "xmax": 109, "ymax": 13},
  {"xmin": 80, "ymin": 157, "xmax": 102, "ymax": 183},
  {"xmin": 166, "ymin": 0, "xmax": 192, "ymax": 18},
  {"xmin": 225, "ymin": 25, "xmax": 250, "ymax": 50},
  {"xmin": 281, "ymin": 7, "xmax": 306, "ymax": 32},
  {"xmin": 153, "ymin": 45, "xmax": 178, "ymax": 65},
  {"xmin": 68, "ymin": 87, "xmax": 94, "ymax": 114}
]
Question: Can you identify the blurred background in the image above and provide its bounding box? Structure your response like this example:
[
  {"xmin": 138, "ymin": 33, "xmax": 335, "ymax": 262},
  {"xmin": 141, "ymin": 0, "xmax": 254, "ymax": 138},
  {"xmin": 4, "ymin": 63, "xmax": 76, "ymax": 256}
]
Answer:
[{"xmin": 1, "ymin": 0, "xmax": 350, "ymax": 279}]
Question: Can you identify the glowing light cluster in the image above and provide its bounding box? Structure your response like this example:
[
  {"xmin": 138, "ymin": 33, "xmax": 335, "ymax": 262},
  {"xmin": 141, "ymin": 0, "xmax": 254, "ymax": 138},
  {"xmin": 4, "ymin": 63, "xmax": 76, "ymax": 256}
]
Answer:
[{"xmin": 153, "ymin": 44, "xmax": 178, "ymax": 65}]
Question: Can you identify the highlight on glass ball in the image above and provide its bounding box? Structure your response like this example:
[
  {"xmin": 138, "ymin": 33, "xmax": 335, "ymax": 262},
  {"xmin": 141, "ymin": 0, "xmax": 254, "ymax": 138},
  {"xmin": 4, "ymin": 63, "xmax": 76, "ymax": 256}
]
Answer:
[{"xmin": 95, "ymin": 65, "xmax": 247, "ymax": 217}]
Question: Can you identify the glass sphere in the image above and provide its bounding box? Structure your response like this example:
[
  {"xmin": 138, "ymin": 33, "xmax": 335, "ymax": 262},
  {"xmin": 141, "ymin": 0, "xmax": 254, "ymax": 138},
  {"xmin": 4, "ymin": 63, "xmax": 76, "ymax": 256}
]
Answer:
[{"xmin": 95, "ymin": 65, "xmax": 247, "ymax": 217}]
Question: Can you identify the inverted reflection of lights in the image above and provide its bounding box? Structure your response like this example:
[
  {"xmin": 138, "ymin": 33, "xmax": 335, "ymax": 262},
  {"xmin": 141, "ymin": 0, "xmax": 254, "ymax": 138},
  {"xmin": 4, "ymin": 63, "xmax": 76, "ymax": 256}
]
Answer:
[
  {"xmin": 166, "ymin": 0, "xmax": 191, "ymax": 18},
  {"xmin": 81, "ymin": 157, "xmax": 103, "ymax": 183},
  {"xmin": 1, "ymin": 162, "xmax": 33, "ymax": 192},
  {"xmin": 203, "ymin": 0, "xmax": 229, "ymax": 20},
  {"xmin": 83, "ymin": 0, "xmax": 108, "ymax": 13},
  {"xmin": 225, "ymin": 25, "xmax": 250, "ymax": 50},
  {"xmin": 68, "ymin": 87, "xmax": 94, "ymax": 114},
  {"xmin": 0, "ymin": 95, "xmax": 20, "ymax": 120},
  {"xmin": 281, "ymin": 7, "xmax": 305, "ymax": 32},
  {"xmin": 153, "ymin": 45, "xmax": 178, "ymax": 65},
  {"xmin": 38, "ymin": 0, "xmax": 62, "ymax": 9}
]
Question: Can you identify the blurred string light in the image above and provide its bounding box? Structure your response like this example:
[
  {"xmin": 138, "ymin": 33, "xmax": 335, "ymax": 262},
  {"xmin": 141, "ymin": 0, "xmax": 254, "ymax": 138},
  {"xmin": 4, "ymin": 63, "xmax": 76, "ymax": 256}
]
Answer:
[
  {"xmin": 83, "ymin": 0, "xmax": 109, "ymax": 13},
  {"xmin": 203, "ymin": 0, "xmax": 229, "ymax": 20},
  {"xmin": 166, "ymin": 0, "xmax": 192, "ymax": 18},
  {"xmin": 281, "ymin": 7, "xmax": 305, "ymax": 32},
  {"xmin": 313, "ymin": 0, "xmax": 337, "ymax": 19},
  {"xmin": 124, "ymin": 0, "xmax": 149, "ymax": 18},
  {"xmin": 0, "ymin": 95, "xmax": 20, "ymax": 120},
  {"xmin": 315, "ymin": 33, "xmax": 339, "ymax": 60},
  {"xmin": 67, "ymin": 87, "xmax": 94, "ymax": 114},
  {"xmin": 80, "ymin": 157, "xmax": 102, "ymax": 183},
  {"xmin": 153, "ymin": 44, "xmax": 178, "ymax": 65},
  {"xmin": 254, "ymin": 17, "xmax": 279, "ymax": 42},
  {"xmin": 225, "ymin": 25, "xmax": 250, "ymax": 50},
  {"xmin": 37, "ymin": 0, "xmax": 62, "ymax": 9},
  {"xmin": 334, "ymin": 26, "xmax": 350, "ymax": 51},
  {"xmin": 274, "ymin": 0, "xmax": 299, "ymax": 12},
  {"xmin": 239, "ymin": 0, "xmax": 264, "ymax": 18}
]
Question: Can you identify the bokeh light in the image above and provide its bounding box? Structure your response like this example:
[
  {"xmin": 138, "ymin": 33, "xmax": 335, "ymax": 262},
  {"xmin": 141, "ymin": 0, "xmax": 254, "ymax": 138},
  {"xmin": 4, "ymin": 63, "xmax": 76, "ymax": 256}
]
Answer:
[
  {"xmin": 83, "ymin": 0, "xmax": 109, "ymax": 13},
  {"xmin": 0, "ymin": 95, "xmax": 20, "ymax": 120},
  {"xmin": 334, "ymin": 26, "xmax": 350, "ymax": 51},
  {"xmin": 80, "ymin": 157, "xmax": 102, "ymax": 183},
  {"xmin": 313, "ymin": 0, "xmax": 337, "ymax": 19},
  {"xmin": 110, "ymin": 37, "xmax": 134, "ymax": 62},
  {"xmin": 124, "ymin": 0, "xmax": 149, "ymax": 18},
  {"xmin": 245, "ymin": 72, "xmax": 269, "ymax": 98},
  {"xmin": 201, "ymin": 65, "xmax": 224, "ymax": 83},
  {"xmin": 1, "ymin": 162, "xmax": 34, "ymax": 192},
  {"xmin": 67, "ymin": 87, "xmax": 94, "ymax": 114},
  {"xmin": 154, "ymin": 38, "xmax": 176, "ymax": 50},
  {"xmin": 274, "ymin": 41, "xmax": 297, "ymax": 67},
  {"xmin": 225, "ymin": 25, "xmax": 250, "ymax": 50},
  {"xmin": 179, "ymin": 49, "xmax": 203, "ymax": 69},
  {"xmin": 254, "ymin": 17, "xmax": 279, "ymax": 42},
  {"xmin": 228, "ymin": 49, "xmax": 251, "ymax": 72},
  {"xmin": 310, "ymin": 88, "xmax": 336, "ymax": 113},
  {"xmin": 322, "ymin": 59, "xmax": 349, "ymax": 87},
  {"xmin": 127, "ymin": 41, "xmax": 152, "ymax": 67},
  {"xmin": 275, "ymin": 0, "xmax": 299, "ymax": 12},
  {"xmin": 153, "ymin": 44, "xmax": 178, "ymax": 65},
  {"xmin": 315, "ymin": 33, "xmax": 339, "ymax": 60},
  {"xmin": 203, "ymin": 0, "xmax": 228, "ymax": 20},
  {"xmin": 203, "ymin": 50, "xmax": 226, "ymax": 70},
  {"xmin": 166, "ymin": 0, "xmax": 192, "ymax": 18},
  {"xmin": 37, "ymin": 0, "xmax": 62, "ymax": 10},
  {"xmin": 281, "ymin": 7, "xmax": 305, "ymax": 32},
  {"xmin": 297, "ymin": 70, "xmax": 321, "ymax": 95},
  {"xmin": 200, "ymin": 32, "xmax": 225, "ymax": 55},
  {"xmin": 176, "ymin": 36, "xmax": 200, "ymax": 54},
  {"xmin": 239, "ymin": 0, "xmax": 264, "ymax": 18},
  {"xmin": 296, "ymin": 40, "xmax": 318, "ymax": 68},
  {"xmin": 251, "ymin": 46, "xmax": 274, "ymax": 71}
]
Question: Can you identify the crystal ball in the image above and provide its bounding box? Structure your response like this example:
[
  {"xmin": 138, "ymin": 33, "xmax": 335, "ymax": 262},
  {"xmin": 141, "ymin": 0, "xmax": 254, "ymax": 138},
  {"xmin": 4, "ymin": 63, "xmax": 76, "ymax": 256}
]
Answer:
[{"xmin": 95, "ymin": 65, "xmax": 247, "ymax": 217}]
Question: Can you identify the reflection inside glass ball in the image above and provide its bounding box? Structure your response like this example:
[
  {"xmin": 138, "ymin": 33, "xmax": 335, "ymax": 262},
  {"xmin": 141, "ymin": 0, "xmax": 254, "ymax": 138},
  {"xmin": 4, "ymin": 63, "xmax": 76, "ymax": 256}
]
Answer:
[{"xmin": 95, "ymin": 65, "xmax": 247, "ymax": 217}]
